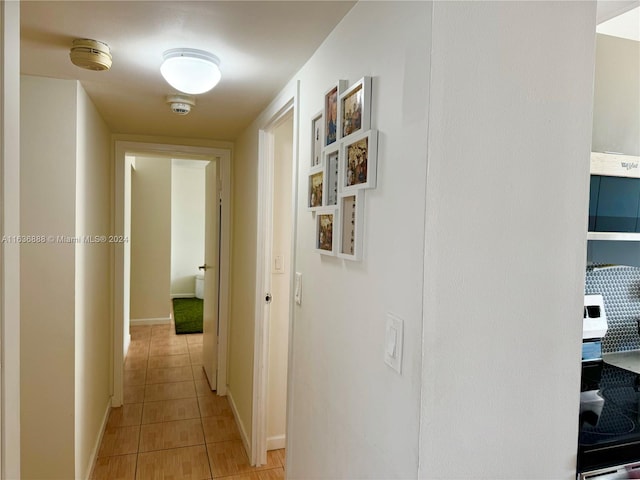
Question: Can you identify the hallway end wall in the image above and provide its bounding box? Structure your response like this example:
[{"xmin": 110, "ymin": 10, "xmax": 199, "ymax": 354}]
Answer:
[
  {"xmin": 170, "ymin": 161, "xmax": 206, "ymax": 298},
  {"xmin": 130, "ymin": 156, "xmax": 172, "ymax": 321}
]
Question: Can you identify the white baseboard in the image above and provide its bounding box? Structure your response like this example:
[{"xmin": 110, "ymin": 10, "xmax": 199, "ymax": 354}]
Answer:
[
  {"xmin": 266, "ymin": 434, "xmax": 286, "ymax": 450},
  {"xmin": 130, "ymin": 317, "xmax": 171, "ymax": 326},
  {"xmin": 171, "ymin": 293, "xmax": 196, "ymax": 299},
  {"xmin": 85, "ymin": 398, "xmax": 111, "ymax": 480},
  {"xmin": 227, "ymin": 388, "xmax": 251, "ymax": 458}
]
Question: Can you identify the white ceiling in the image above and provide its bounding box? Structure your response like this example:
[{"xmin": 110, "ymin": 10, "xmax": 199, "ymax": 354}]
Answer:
[
  {"xmin": 597, "ymin": 6, "xmax": 640, "ymax": 41},
  {"xmin": 21, "ymin": 1, "xmax": 355, "ymax": 141},
  {"xmin": 596, "ymin": 0, "xmax": 639, "ymax": 23}
]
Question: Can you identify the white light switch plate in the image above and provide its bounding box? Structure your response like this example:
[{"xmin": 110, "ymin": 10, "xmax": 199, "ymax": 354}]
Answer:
[
  {"xmin": 384, "ymin": 313, "xmax": 403, "ymax": 374},
  {"xmin": 273, "ymin": 254, "xmax": 285, "ymax": 274}
]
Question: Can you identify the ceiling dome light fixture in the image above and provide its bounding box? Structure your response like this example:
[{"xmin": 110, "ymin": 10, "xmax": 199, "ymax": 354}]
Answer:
[
  {"xmin": 70, "ymin": 39, "xmax": 112, "ymax": 71},
  {"xmin": 160, "ymin": 48, "xmax": 221, "ymax": 95}
]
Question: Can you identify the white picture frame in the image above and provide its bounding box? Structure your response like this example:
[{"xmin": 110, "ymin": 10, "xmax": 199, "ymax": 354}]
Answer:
[
  {"xmin": 339, "ymin": 76, "xmax": 371, "ymax": 142},
  {"xmin": 324, "ymin": 143, "xmax": 340, "ymax": 206},
  {"xmin": 324, "ymin": 80, "xmax": 348, "ymax": 147},
  {"xmin": 340, "ymin": 129, "xmax": 378, "ymax": 193},
  {"xmin": 338, "ymin": 191, "xmax": 364, "ymax": 261},
  {"xmin": 315, "ymin": 207, "xmax": 338, "ymax": 256},
  {"xmin": 311, "ymin": 110, "xmax": 324, "ymax": 168},
  {"xmin": 308, "ymin": 166, "xmax": 324, "ymax": 211}
]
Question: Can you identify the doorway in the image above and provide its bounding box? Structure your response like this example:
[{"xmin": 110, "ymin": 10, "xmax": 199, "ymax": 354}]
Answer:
[
  {"xmin": 114, "ymin": 141, "xmax": 232, "ymax": 405},
  {"xmin": 252, "ymin": 100, "xmax": 297, "ymax": 466}
]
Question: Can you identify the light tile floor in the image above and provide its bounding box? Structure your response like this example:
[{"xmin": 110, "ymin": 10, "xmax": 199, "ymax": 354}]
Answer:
[{"xmin": 91, "ymin": 323, "xmax": 285, "ymax": 480}]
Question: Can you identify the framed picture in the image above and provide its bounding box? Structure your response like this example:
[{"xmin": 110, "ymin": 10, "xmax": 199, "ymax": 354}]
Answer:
[
  {"xmin": 308, "ymin": 168, "xmax": 324, "ymax": 211},
  {"xmin": 324, "ymin": 80, "xmax": 347, "ymax": 147},
  {"xmin": 339, "ymin": 77, "xmax": 371, "ymax": 141},
  {"xmin": 315, "ymin": 207, "xmax": 338, "ymax": 255},
  {"xmin": 338, "ymin": 191, "xmax": 364, "ymax": 261},
  {"xmin": 341, "ymin": 129, "xmax": 378, "ymax": 192},
  {"xmin": 311, "ymin": 110, "xmax": 323, "ymax": 167},
  {"xmin": 324, "ymin": 144, "xmax": 340, "ymax": 206}
]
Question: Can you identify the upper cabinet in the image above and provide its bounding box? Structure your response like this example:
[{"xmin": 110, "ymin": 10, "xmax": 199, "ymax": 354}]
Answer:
[{"xmin": 592, "ymin": 33, "xmax": 640, "ymax": 157}]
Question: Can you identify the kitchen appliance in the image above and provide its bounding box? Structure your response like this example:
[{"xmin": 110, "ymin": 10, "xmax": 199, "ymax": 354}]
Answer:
[
  {"xmin": 581, "ymin": 295, "xmax": 608, "ymax": 392},
  {"xmin": 589, "ymin": 153, "xmax": 640, "ymax": 238},
  {"xmin": 578, "ymin": 294, "xmax": 640, "ymax": 479}
]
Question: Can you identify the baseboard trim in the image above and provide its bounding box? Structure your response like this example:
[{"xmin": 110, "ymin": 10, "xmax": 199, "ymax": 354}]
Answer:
[
  {"xmin": 85, "ymin": 397, "xmax": 111, "ymax": 480},
  {"xmin": 171, "ymin": 293, "xmax": 196, "ymax": 299},
  {"xmin": 266, "ymin": 434, "xmax": 286, "ymax": 450},
  {"xmin": 227, "ymin": 388, "xmax": 251, "ymax": 458},
  {"xmin": 130, "ymin": 317, "xmax": 171, "ymax": 326}
]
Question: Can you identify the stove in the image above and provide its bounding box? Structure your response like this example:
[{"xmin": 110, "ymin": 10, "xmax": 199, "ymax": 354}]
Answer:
[
  {"xmin": 578, "ymin": 295, "xmax": 640, "ymax": 479},
  {"xmin": 578, "ymin": 364, "xmax": 640, "ymax": 478}
]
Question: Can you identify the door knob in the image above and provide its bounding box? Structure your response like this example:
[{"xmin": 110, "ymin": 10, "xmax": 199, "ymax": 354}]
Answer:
[{"xmin": 199, "ymin": 264, "xmax": 209, "ymax": 271}]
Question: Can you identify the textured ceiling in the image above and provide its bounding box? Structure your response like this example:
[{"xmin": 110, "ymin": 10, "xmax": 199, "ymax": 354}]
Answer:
[{"xmin": 21, "ymin": 1, "xmax": 355, "ymax": 140}]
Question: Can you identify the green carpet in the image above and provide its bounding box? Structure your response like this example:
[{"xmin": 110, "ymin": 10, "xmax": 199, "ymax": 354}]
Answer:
[{"xmin": 172, "ymin": 297, "xmax": 203, "ymax": 334}]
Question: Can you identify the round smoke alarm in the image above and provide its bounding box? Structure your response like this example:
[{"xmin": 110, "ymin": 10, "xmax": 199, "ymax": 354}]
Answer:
[
  {"xmin": 166, "ymin": 94, "xmax": 196, "ymax": 115},
  {"xmin": 70, "ymin": 39, "xmax": 112, "ymax": 71}
]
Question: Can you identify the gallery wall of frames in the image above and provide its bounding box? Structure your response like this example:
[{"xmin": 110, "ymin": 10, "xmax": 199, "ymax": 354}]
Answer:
[{"xmin": 308, "ymin": 76, "xmax": 377, "ymax": 261}]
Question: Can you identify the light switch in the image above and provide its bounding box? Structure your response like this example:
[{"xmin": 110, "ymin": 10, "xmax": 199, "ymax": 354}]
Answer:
[
  {"xmin": 273, "ymin": 254, "xmax": 285, "ymax": 274},
  {"xmin": 294, "ymin": 272, "xmax": 302, "ymax": 305},
  {"xmin": 384, "ymin": 313, "xmax": 403, "ymax": 374}
]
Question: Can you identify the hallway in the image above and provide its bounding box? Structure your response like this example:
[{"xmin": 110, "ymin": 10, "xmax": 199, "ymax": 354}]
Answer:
[{"xmin": 91, "ymin": 324, "xmax": 285, "ymax": 479}]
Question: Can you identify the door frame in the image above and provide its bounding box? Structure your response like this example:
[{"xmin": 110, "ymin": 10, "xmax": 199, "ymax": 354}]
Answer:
[
  {"xmin": 0, "ymin": 1, "xmax": 21, "ymax": 477},
  {"xmin": 252, "ymin": 83, "xmax": 300, "ymax": 466},
  {"xmin": 113, "ymin": 141, "xmax": 232, "ymax": 405}
]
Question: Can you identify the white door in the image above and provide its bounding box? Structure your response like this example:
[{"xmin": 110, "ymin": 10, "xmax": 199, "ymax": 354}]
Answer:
[{"xmin": 202, "ymin": 159, "xmax": 220, "ymax": 390}]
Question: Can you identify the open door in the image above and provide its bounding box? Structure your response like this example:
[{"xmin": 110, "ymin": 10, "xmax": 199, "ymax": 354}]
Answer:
[{"xmin": 202, "ymin": 158, "xmax": 220, "ymax": 390}]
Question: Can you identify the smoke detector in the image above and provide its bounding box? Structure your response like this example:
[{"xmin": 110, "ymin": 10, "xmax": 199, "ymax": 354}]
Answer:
[
  {"xmin": 69, "ymin": 39, "xmax": 112, "ymax": 71},
  {"xmin": 166, "ymin": 94, "xmax": 196, "ymax": 115}
]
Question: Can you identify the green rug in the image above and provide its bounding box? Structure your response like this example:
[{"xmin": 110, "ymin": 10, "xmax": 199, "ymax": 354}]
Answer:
[{"xmin": 173, "ymin": 298, "xmax": 203, "ymax": 334}]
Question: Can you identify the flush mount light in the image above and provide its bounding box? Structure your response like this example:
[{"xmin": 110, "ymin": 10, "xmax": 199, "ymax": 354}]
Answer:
[
  {"xmin": 69, "ymin": 39, "xmax": 112, "ymax": 71},
  {"xmin": 160, "ymin": 48, "xmax": 221, "ymax": 95}
]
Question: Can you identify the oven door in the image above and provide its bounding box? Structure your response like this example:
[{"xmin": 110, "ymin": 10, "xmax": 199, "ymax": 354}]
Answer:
[{"xmin": 580, "ymin": 461, "xmax": 640, "ymax": 479}]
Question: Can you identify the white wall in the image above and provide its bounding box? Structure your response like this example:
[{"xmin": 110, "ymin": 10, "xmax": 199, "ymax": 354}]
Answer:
[
  {"xmin": 592, "ymin": 33, "xmax": 640, "ymax": 156},
  {"xmin": 75, "ymin": 83, "xmax": 112, "ymax": 479},
  {"xmin": 130, "ymin": 156, "xmax": 172, "ymax": 320},
  {"xmin": 419, "ymin": 2, "xmax": 596, "ymax": 479},
  {"xmin": 1, "ymin": 2, "xmax": 21, "ymax": 477},
  {"xmin": 20, "ymin": 75, "xmax": 78, "ymax": 479},
  {"xmin": 231, "ymin": 2, "xmax": 432, "ymax": 476},
  {"xmin": 228, "ymin": 118, "xmax": 260, "ymax": 443},
  {"xmin": 266, "ymin": 114, "xmax": 293, "ymax": 448},
  {"xmin": 233, "ymin": 1, "xmax": 600, "ymax": 477},
  {"xmin": 20, "ymin": 74, "xmax": 113, "ymax": 479},
  {"xmin": 289, "ymin": 4, "xmax": 431, "ymax": 476},
  {"xmin": 171, "ymin": 160, "xmax": 206, "ymax": 297}
]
